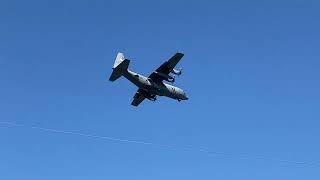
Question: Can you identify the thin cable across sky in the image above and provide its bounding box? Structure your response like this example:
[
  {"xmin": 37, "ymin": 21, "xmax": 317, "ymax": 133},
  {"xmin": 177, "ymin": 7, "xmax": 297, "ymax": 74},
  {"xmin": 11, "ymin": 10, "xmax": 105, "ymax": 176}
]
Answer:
[{"xmin": 0, "ymin": 121, "xmax": 318, "ymax": 167}]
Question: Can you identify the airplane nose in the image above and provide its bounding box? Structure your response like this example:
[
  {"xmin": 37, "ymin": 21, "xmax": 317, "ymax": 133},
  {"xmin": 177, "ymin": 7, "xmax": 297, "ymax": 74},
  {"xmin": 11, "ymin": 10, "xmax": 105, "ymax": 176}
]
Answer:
[
  {"xmin": 182, "ymin": 91, "xmax": 188, "ymax": 100},
  {"xmin": 184, "ymin": 94, "xmax": 189, "ymax": 100}
]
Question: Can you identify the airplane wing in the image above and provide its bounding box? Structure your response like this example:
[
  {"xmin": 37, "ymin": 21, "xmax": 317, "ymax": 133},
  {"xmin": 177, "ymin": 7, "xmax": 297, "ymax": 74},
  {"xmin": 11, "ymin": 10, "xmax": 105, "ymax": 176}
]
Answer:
[
  {"xmin": 148, "ymin": 52, "xmax": 184, "ymax": 82},
  {"xmin": 131, "ymin": 88, "xmax": 147, "ymax": 107}
]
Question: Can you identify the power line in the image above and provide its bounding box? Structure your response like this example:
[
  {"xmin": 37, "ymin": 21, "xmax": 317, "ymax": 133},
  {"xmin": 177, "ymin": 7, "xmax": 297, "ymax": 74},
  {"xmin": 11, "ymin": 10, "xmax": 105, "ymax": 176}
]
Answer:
[{"xmin": 0, "ymin": 121, "xmax": 317, "ymax": 167}]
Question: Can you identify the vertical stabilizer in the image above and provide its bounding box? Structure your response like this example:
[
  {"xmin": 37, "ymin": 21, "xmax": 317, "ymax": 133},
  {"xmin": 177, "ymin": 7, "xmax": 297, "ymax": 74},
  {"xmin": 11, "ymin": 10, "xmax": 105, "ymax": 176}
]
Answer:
[
  {"xmin": 113, "ymin": 53, "xmax": 125, "ymax": 69},
  {"xmin": 109, "ymin": 52, "xmax": 130, "ymax": 81}
]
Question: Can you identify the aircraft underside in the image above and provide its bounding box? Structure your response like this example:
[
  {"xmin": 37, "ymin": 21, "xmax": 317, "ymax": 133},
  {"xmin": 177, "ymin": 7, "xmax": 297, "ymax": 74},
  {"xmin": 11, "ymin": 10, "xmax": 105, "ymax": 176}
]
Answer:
[{"xmin": 109, "ymin": 52, "xmax": 188, "ymax": 106}]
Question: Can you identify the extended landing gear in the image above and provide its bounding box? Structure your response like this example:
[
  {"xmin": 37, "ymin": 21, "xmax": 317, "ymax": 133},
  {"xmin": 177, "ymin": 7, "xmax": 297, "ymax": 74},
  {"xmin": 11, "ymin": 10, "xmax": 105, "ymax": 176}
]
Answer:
[
  {"xmin": 152, "ymin": 97, "xmax": 157, "ymax": 102},
  {"xmin": 178, "ymin": 99, "xmax": 181, "ymax": 102},
  {"xmin": 148, "ymin": 95, "xmax": 157, "ymax": 102}
]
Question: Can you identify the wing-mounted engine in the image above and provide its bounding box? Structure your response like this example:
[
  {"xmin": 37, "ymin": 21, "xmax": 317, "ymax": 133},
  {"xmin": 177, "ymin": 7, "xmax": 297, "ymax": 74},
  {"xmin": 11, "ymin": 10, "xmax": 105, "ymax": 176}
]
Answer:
[
  {"xmin": 154, "ymin": 71, "xmax": 175, "ymax": 82},
  {"xmin": 148, "ymin": 53, "xmax": 184, "ymax": 83},
  {"xmin": 171, "ymin": 68, "xmax": 182, "ymax": 76}
]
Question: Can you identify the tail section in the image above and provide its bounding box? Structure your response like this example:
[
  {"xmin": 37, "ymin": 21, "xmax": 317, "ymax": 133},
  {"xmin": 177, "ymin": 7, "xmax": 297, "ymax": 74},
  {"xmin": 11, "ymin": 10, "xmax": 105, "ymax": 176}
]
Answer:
[{"xmin": 109, "ymin": 52, "xmax": 130, "ymax": 81}]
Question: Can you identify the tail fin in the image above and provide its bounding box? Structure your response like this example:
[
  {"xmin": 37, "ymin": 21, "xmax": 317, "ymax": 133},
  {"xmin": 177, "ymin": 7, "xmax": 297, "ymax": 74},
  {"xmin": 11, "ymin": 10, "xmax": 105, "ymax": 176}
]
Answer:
[{"xmin": 109, "ymin": 52, "xmax": 130, "ymax": 81}]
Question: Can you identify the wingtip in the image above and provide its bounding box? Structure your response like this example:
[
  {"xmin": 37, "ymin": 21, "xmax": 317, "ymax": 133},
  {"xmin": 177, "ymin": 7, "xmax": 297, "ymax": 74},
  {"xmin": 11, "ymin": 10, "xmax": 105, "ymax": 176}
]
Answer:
[{"xmin": 176, "ymin": 52, "xmax": 184, "ymax": 56}]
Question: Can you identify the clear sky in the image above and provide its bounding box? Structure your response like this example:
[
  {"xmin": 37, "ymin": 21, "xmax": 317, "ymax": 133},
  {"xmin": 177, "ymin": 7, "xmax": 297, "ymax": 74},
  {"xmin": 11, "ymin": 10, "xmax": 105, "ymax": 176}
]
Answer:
[{"xmin": 0, "ymin": 0, "xmax": 319, "ymax": 179}]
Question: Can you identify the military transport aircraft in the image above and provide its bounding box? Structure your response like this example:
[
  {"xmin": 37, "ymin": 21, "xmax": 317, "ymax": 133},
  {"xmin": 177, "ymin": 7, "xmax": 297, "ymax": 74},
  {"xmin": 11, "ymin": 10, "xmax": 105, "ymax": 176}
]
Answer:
[{"xmin": 109, "ymin": 52, "xmax": 189, "ymax": 106}]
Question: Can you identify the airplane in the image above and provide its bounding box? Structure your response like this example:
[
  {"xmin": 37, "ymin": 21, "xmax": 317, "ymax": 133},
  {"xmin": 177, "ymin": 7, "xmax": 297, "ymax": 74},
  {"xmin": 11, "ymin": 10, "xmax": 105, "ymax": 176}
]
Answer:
[{"xmin": 108, "ymin": 52, "xmax": 189, "ymax": 106}]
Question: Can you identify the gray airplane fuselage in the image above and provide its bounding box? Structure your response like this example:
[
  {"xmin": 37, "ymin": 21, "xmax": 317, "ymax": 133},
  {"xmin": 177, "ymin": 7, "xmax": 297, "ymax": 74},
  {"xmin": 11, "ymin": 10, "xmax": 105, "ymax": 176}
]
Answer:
[{"xmin": 123, "ymin": 69, "xmax": 188, "ymax": 101}]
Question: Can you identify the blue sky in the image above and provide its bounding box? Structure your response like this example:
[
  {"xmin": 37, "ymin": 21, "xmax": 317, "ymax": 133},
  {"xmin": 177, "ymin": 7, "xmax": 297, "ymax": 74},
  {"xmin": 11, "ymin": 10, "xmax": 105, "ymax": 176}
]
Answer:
[{"xmin": 0, "ymin": 0, "xmax": 319, "ymax": 179}]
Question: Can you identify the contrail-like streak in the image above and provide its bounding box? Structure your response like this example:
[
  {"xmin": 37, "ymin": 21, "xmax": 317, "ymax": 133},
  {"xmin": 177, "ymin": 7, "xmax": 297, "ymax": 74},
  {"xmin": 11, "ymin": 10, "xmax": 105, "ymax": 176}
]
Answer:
[{"xmin": 0, "ymin": 121, "xmax": 317, "ymax": 167}]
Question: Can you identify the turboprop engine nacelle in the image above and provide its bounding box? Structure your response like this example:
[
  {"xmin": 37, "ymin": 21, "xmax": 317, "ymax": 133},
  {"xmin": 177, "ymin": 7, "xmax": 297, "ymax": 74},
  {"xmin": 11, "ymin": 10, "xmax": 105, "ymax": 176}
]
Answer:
[
  {"xmin": 171, "ymin": 68, "xmax": 182, "ymax": 75},
  {"xmin": 155, "ymin": 71, "xmax": 175, "ymax": 82}
]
